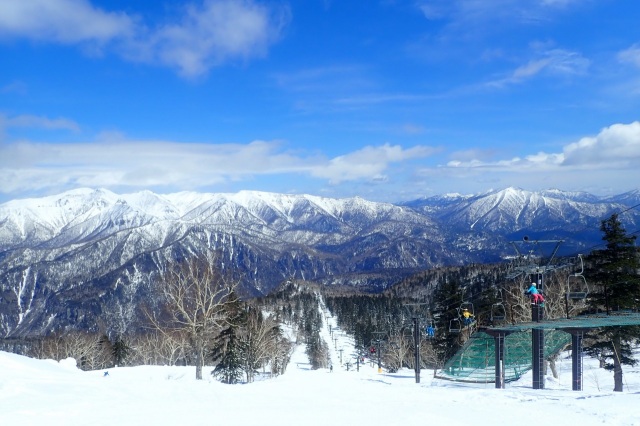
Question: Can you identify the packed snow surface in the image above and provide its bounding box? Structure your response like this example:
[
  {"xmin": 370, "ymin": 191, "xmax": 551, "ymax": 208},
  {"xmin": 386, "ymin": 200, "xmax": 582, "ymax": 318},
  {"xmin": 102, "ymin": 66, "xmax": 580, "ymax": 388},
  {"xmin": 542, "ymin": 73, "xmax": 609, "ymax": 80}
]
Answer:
[{"xmin": 2, "ymin": 307, "xmax": 640, "ymax": 426}]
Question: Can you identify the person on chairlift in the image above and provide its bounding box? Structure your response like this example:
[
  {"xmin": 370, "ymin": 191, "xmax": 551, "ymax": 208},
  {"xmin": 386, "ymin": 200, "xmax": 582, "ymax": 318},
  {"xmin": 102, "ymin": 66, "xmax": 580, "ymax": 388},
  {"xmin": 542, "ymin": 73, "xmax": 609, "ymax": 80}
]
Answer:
[
  {"xmin": 462, "ymin": 308, "xmax": 474, "ymax": 325},
  {"xmin": 525, "ymin": 282, "xmax": 545, "ymax": 305},
  {"xmin": 426, "ymin": 324, "xmax": 435, "ymax": 337}
]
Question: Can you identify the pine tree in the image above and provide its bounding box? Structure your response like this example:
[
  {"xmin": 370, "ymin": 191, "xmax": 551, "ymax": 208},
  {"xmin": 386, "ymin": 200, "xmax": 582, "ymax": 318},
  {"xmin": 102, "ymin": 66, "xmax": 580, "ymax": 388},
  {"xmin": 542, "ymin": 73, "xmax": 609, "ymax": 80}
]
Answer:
[
  {"xmin": 112, "ymin": 335, "xmax": 131, "ymax": 367},
  {"xmin": 430, "ymin": 276, "xmax": 465, "ymax": 362},
  {"xmin": 211, "ymin": 324, "xmax": 244, "ymax": 384},
  {"xmin": 584, "ymin": 213, "xmax": 640, "ymax": 392},
  {"xmin": 587, "ymin": 214, "xmax": 639, "ymax": 314}
]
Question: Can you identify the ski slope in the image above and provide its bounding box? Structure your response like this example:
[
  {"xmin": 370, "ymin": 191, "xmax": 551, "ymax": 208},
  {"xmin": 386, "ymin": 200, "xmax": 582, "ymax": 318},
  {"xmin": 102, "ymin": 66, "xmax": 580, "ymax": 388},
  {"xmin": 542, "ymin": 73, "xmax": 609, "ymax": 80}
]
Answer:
[{"xmin": 1, "ymin": 298, "xmax": 640, "ymax": 425}]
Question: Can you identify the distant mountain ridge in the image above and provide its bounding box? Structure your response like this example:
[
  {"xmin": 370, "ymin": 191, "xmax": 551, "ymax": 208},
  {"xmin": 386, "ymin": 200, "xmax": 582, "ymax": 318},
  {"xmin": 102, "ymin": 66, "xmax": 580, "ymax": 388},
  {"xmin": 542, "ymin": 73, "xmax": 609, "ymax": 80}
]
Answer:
[{"xmin": 0, "ymin": 187, "xmax": 638, "ymax": 337}]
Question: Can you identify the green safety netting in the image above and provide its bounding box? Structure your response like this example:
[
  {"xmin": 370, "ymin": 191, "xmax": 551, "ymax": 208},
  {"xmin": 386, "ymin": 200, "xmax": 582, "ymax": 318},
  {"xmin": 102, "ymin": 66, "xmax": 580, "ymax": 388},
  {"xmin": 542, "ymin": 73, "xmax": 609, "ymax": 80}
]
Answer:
[{"xmin": 435, "ymin": 330, "xmax": 571, "ymax": 383}]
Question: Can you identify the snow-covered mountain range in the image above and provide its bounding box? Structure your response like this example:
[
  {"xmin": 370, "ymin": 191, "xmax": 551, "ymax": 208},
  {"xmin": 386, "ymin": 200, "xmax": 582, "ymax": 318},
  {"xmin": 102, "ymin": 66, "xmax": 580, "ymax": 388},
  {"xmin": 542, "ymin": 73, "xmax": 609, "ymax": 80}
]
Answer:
[{"xmin": 1, "ymin": 187, "xmax": 638, "ymax": 337}]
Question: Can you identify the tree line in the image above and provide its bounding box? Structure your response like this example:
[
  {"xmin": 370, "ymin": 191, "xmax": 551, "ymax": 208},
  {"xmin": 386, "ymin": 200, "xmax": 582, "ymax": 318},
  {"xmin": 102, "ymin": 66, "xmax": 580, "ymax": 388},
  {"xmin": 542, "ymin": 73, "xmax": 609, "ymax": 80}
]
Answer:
[
  {"xmin": 2, "ymin": 213, "xmax": 637, "ymax": 391},
  {"xmin": 325, "ymin": 213, "xmax": 640, "ymax": 390}
]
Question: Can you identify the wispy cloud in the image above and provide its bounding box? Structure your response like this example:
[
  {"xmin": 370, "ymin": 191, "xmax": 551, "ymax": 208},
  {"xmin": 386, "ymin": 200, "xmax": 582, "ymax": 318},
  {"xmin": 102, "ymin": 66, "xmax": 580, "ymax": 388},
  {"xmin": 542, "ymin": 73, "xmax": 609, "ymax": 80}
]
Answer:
[
  {"xmin": 1, "ymin": 81, "xmax": 28, "ymax": 95},
  {"xmin": 273, "ymin": 65, "xmax": 373, "ymax": 95},
  {"xmin": 618, "ymin": 43, "xmax": 640, "ymax": 68},
  {"xmin": 486, "ymin": 48, "xmax": 589, "ymax": 88},
  {"xmin": 0, "ymin": 0, "xmax": 289, "ymax": 77},
  {"xmin": 416, "ymin": 0, "xmax": 580, "ymax": 25},
  {"xmin": 0, "ymin": 137, "xmax": 436, "ymax": 195},
  {"xmin": 0, "ymin": 114, "xmax": 80, "ymax": 132},
  {"xmin": 409, "ymin": 0, "xmax": 591, "ymax": 93},
  {"xmin": 400, "ymin": 123, "xmax": 428, "ymax": 135}
]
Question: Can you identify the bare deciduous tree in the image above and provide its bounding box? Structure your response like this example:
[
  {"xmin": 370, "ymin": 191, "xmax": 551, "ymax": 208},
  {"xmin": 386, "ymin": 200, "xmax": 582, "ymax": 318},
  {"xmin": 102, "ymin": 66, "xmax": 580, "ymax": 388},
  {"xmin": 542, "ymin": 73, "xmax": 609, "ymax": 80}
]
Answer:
[
  {"xmin": 384, "ymin": 331, "xmax": 412, "ymax": 372},
  {"xmin": 32, "ymin": 332, "xmax": 112, "ymax": 370},
  {"xmin": 237, "ymin": 307, "xmax": 282, "ymax": 382},
  {"xmin": 419, "ymin": 339, "xmax": 442, "ymax": 376},
  {"xmin": 148, "ymin": 253, "xmax": 239, "ymax": 379},
  {"xmin": 269, "ymin": 333, "xmax": 293, "ymax": 377},
  {"xmin": 503, "ymin": 275, "xmax": 534, "ymax": 324},
  {"xmin": 128, "ymin": 331, "xmax": 189, "ymax": 366}
]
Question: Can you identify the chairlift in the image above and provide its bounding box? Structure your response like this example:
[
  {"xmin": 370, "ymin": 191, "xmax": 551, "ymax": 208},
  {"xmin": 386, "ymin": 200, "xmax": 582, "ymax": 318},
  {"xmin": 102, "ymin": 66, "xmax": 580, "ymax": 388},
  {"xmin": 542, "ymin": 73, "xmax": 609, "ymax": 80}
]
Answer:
[
  {"xmin": 459, "ymin": 302, "xmax": 476, "ymax": 327},
  {"xmin": 449, "ymin": 317, "xmax": 463, "ymax": 333},
  {"xmin": 566, "ymin": 254, "xmax": 589, "ymax": 300},
  {"xmin": 490, "ymin": 302, "xmax": 506, "ymax": 322},
  {"xmin": 489, "ymin": 288, "xmax": 506, "ymax": 322},
  {"xmin": 459, "ymin": 301, "xmax": 474, "ymax": 315},
  {"xmin": 424, "ymin": 318, "xmax": 436, "ymax": 338}
]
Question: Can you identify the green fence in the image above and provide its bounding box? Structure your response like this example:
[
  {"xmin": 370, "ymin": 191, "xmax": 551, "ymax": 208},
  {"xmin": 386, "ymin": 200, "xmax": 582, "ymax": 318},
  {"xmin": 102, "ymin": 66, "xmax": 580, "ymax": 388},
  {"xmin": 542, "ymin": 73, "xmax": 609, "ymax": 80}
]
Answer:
[{"xmin": 435, "ymin": 330, "xmax": 571, "ymax": 383}]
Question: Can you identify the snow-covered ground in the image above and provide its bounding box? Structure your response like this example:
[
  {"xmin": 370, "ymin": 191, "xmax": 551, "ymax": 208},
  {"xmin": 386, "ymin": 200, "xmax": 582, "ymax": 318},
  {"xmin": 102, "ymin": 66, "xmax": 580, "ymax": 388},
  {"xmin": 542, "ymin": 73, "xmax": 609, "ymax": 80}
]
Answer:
[{"xmin": 2, "ymin": 303, "xmax": 640, "ymax": 426}]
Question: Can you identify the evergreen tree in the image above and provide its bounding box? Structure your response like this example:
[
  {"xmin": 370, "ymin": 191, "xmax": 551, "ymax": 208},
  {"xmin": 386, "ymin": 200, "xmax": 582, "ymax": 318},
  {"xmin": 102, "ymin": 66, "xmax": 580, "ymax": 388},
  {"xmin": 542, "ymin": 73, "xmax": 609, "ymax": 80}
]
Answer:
[
  {"xmin": 210, "ymin": 297, "xmax": 245, "ymax": 384},
  {"xmin": 430, "ymin": 276, "xmax": 466, "ymax": 362},
  {"xmin": 211, "ymin": 327, "xmax": 243, "ymax": 385},
  {"xmin": 584, "ymin": 213, "xmax": 640, "ymax": 392},
  {"xmin": 211, "ymin": 325, "xmax": 244, "ymax": 384},
  {"xmin": 112, "ymin": 335, "xmax": 131, "ymax": 367}
]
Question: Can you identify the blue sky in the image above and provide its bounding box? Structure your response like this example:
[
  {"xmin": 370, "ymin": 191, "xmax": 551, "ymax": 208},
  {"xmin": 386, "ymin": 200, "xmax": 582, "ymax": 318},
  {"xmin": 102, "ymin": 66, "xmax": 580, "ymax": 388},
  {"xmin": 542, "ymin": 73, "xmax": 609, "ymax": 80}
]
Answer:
[{"xmin": 1, "ymin": 0, "xmax": 640, "ymax": 203}]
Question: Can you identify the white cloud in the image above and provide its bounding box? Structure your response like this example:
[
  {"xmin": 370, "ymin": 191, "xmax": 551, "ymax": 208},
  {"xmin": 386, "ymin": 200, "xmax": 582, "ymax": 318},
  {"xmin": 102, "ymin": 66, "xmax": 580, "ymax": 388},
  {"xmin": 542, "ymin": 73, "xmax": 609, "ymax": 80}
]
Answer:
[
  {"xmin": 562, "ymin": 121, "xmax": 640, "ymax": 167},
  {"xmin": 445, "ymin": 151, "xmax": 564, "ymax": 171},
  {"xmin": 442, "ymin": 121, "xmax": 640, "ymax": 172},
  {"xmin": 0, "ymin": 138, "xmax": 434, "ymax": 195},
  {"xmin": 618, "ymin": 44, "xmax": 640, "ymax": 68},
  {"xmin": 411, "ymin": 123, "xmax": 640, "ymax": 196},
  {"xmin": 310, "ymin": 144, "xmax": 437, "ymax": 184},
  {"xmin": 0, "ymin": 0, "xmax": 289, "ymax": 77},
  {"xmin": 0, "ymin": 0, "xmax": 135, "ymax": 44},
  {"xmin": 139, "ymin": 1, "xmax": 290, "ymax": 77}
]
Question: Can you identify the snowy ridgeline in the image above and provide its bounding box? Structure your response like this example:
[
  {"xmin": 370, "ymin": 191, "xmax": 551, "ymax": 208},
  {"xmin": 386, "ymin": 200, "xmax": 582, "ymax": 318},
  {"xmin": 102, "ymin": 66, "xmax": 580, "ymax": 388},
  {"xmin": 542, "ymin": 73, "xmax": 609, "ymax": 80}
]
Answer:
[
  {"xmin": 2, "ymin": 297, "xmax": 640, "ymax": 426},
  {"xmin": 4, "ymin": 186, "xmax": 640, "ymax": 338}
]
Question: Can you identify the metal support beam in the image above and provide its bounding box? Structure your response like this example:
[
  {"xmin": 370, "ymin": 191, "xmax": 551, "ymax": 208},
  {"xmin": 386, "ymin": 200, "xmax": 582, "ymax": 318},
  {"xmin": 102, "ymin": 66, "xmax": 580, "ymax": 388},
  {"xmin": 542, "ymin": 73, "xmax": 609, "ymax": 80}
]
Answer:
[
  {"xmin": 565, "ymin": 328, "xmax": 588, "ymax": 391},
  {"xmin": 484, "ymin": 313, "xmax": 640, "ymax": 391},
  {"xmin": 495, "ymin": 332, "xmax": 505, "ymax": 389},
  {"xmin": 413, "ymin": 317, "xmax": 421, "ymax": 384},
  {"xmin": 532, "ymin": 304, "xmax": 545, "ymax": 389},
  {"xmin": 484, "ymin": 329, "xmax": 515, "ymax": 389},
  {"xmin": 572, "ymin": 331, "xmax": 583, "ymax": 391},
  {"xmin": 402, "ymin": 302, "xmax": 428, "ymax": 384}
]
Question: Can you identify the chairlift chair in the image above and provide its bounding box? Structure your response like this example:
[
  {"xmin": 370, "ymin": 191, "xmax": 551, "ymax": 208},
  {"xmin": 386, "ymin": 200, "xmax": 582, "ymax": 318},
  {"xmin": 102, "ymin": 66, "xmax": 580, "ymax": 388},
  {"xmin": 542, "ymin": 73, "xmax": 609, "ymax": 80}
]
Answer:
[
  {"xmin": 567, "ymin": 274, "xmax": 589, "ymax": 299},
  {"xmin": 490, "ymin": 302, "xmax": 506, "ymax": 322},
  {"xmin": 566, "ymin": 254, "xmax": 589, "ymax": 300},
  {"xmin": 459, "ymin": 301, "xmax": 474, "ymax": 315},
  {"xmin": 449, "ymin": 317, "xmax": 462, "ymax": 333}
]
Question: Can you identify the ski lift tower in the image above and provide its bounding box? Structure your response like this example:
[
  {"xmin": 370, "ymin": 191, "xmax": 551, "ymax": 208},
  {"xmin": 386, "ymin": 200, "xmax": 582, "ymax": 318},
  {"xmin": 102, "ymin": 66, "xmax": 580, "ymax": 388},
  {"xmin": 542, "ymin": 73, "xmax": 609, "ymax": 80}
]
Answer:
[
  {"xmin": 371, "ymin": 331, "xmax": 386, "ymax": 374},
  {"xmin": 506, "ymin": 237, "xmax": 571, "ymax": 389},
  {"xmin": 403, "ymin": 302, "xmax": 429, "ymax": 384}
]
